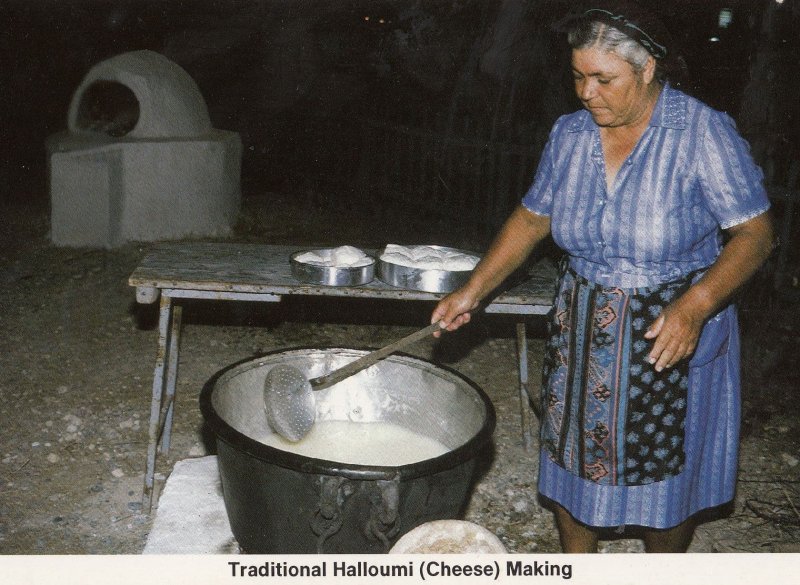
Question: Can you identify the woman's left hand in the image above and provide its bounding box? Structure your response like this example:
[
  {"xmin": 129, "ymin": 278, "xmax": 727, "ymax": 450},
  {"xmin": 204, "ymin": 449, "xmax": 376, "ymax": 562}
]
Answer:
[
  {"xmin": 643, "ymin": 295, "xmax": 708, "ymax": 372},
  {"xmin": 643, "ymin": 212, "xmax": 774, "ymax": 372}
]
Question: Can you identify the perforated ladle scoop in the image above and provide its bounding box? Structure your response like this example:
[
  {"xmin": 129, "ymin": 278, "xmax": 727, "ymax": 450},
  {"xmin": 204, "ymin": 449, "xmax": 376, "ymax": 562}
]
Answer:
[{"xmin": 263, "ymin": 321, "xmax": 443, "ymax": 442}]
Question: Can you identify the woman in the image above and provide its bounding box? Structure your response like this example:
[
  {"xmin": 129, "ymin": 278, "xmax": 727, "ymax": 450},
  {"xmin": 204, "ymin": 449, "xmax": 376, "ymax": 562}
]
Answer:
[{"xmin": 432, "ymin": 1, "xmax": 774, "ymax": 553}]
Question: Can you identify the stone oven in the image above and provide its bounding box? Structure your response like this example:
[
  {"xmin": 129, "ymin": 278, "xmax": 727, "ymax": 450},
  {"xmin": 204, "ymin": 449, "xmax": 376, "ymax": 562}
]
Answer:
[{"xmin": 47, "ymin": 50, "xmax": 242, "ymax": 248}]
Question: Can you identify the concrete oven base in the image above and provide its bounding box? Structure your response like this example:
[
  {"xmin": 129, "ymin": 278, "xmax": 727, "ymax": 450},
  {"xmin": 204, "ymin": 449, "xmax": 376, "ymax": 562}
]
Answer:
[{"xmin": 48, "ymin": 131, "xmax": 241, "ymax": 248}]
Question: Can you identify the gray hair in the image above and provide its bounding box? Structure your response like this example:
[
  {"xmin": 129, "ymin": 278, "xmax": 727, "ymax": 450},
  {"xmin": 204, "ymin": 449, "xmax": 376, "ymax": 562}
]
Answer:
[{"xmin": 568, "ymin": 21, "xmax": 655, "ymax": 76}]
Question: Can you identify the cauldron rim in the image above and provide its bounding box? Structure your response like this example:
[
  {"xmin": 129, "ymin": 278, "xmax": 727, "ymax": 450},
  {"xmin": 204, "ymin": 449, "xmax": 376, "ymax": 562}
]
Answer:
[{"xmin": 199, "ymin": 346, "xmax": 496, "ymax": 481}]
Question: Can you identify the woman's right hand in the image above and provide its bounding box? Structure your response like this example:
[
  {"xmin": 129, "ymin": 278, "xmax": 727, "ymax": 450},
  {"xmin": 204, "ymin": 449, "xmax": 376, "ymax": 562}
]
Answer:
[
  {"xmin": 430, "ymin": 288, "xmax": 481, "ymax": 338},
  {"xmin": 427, "ymin": 207, "xmax": 551, "ymax": 338}
]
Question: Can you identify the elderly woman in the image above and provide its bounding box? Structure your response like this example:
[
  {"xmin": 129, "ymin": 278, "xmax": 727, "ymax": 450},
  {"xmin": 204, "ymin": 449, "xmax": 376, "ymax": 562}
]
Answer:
[{"xmin": 432, "ymin": 1, "xmax": 774, "ymax": 553}]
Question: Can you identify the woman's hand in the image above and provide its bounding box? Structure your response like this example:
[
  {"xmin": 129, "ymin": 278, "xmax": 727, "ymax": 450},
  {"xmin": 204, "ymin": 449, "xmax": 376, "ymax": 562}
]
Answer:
[
  {"xmin": 430, "ymin": 288, "xmax": 480, "ymax": 338},
  {"xmin": 428, "ymin": 205, "xmax": 552, "ymax": 339},
  {"xmin": 643, "ymin": 295, "xmax": 707, "ymax": 371},
  {"xmin": 644, "ymin": 212, "xmax": 774, "ymax": 371}
]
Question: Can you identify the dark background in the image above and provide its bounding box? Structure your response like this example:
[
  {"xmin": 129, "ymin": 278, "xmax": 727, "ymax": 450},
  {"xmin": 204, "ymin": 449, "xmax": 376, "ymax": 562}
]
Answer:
[{"xmin": 2, "ymin": 0, "xmax": 798, "ymax": 240}]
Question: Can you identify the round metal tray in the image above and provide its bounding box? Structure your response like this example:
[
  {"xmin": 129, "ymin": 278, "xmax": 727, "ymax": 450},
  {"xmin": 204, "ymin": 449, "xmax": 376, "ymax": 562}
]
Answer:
[
  {"xmin": 290, "ymin": 249, "xmax": 375, "ymax": 286},
  {"xmin": 377, "ymin": 246, "xmax": 479, "ymax": 293}
]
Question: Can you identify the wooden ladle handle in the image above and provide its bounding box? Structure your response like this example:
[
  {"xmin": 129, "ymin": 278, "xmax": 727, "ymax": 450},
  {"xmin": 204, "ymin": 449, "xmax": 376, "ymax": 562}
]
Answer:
[{"xmin": 309, "ymin": 321, "xmax": 443, "ymax": 391}]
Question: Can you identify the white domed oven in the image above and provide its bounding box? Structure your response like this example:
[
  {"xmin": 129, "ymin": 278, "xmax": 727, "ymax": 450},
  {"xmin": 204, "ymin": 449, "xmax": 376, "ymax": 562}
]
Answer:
[{"xmin": 47, "ymin": 50, "xmax": 241, "ymax": 248}]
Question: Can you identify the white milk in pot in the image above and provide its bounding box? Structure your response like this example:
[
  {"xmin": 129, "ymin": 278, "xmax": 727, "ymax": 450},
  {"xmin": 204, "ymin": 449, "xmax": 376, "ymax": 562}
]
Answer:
[{"xmin": 258, "ymin": 420, "xmax": 449, "ymax": 466}]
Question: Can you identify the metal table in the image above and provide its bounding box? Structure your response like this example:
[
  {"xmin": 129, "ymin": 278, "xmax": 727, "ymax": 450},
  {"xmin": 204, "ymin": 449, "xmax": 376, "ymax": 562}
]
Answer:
[{"xmin": 129, "ymin": 242, "xmax": 555, "ymax": 511}]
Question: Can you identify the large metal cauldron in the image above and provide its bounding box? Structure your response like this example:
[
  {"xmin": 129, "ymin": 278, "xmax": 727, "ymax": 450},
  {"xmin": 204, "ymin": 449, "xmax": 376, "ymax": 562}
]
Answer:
[{"xmin": 200, "ymin": 348, "xmax": 495, "ymax": 554}]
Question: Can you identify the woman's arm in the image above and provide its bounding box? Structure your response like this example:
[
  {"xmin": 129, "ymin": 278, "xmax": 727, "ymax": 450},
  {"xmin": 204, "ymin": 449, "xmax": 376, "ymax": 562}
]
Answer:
[
  {"xmin": 645, "ymin": 211, "xmax": 775, "ymax": 371},
  {"xmin": 431, "ymin": 205, "xmax": 552, "ymax": 334}
]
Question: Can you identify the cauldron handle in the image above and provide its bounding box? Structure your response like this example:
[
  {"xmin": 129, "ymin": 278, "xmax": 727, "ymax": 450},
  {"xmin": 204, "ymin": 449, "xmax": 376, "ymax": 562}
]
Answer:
[
  {"xmin": 365, "ymin": 474, "xmax": 401, "ymax": 549},
  {"xmin": 311, "ymin": 475, "xmax": 351, "ymax": 553}
]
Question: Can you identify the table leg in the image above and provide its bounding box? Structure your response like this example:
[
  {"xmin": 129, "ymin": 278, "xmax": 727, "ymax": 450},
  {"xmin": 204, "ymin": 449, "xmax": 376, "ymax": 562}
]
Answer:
[
  {"xmin": 516, "ymin": 320, "xmax": 539, "ymax": 451},
  {"xmin": 142, "ymin": 294, "xmax": 176, "ymax": 513},
  {"xmin": 775, "ymin": 197, "xmax": 795, "ymax": 290},
  {"xmin": 159, "ymin": 303, "xmax": 182, "ymax": 454}
]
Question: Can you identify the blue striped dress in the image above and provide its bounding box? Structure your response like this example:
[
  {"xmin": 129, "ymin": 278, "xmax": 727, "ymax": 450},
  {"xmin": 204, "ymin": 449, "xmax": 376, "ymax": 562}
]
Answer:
[{"xmin": 522, "ymin": 84, "xmax": 770, "ymax": 528}]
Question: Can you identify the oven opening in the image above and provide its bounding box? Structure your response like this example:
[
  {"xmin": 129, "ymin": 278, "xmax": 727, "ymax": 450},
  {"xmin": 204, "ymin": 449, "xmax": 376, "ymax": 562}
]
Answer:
[{"xmin": 75, "ymin": 80, "xmax": 140, "ymax": 137}]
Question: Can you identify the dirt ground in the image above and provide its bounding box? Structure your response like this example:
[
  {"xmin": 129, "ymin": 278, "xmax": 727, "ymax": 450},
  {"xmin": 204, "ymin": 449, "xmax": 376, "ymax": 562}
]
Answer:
[{"xmin": 1, "ymin": 185, "xmax": 799, "ymax": 555}]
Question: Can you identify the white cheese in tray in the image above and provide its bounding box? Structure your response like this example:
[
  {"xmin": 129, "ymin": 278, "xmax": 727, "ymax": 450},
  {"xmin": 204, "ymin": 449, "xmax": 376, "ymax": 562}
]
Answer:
[
  {"xmin": 380, "ymin": 244, "xmax": 480, "ymax": 272},
  {"xmin": 294, "ymin": 245, "xmax": 372, "ymax": 268}
]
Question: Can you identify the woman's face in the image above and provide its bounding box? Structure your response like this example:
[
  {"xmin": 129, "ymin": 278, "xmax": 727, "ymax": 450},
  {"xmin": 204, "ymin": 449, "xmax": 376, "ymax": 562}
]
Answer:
[{"xmin": 571, "ymin": 46, "xmax": 655, "ymax": 128}]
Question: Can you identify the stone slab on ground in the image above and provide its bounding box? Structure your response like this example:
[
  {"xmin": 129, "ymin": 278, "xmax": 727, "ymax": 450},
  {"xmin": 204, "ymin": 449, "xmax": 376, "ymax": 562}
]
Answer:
[{"xmin": 142, "ymin": 456, "xmax": 238, "ymax": 554}]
